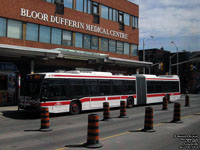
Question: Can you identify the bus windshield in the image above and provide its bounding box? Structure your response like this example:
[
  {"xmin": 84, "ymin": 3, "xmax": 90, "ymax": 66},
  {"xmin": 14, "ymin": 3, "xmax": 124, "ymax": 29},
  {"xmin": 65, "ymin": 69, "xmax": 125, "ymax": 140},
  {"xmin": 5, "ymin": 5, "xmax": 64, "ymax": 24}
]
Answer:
[{"xmin": 22, "ymin": 74, "xmax": 44, "ymax": 100}]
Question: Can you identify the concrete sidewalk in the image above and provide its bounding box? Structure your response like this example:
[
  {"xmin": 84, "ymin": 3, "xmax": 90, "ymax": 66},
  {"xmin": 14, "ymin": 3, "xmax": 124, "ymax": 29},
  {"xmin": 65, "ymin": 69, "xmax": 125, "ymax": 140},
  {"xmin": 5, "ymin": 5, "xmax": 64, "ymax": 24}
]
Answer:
[{"xmin": 0, "ymin": 106, "xmax": 18, "ymax": 112}]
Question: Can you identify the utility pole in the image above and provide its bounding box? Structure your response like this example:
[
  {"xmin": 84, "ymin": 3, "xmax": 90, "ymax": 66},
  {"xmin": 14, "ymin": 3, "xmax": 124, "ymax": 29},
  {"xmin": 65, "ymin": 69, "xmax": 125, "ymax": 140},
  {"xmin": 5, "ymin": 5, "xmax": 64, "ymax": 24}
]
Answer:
[
  {"xmin": 171, "ymin": 41, "xmax": 179, "ymax": 75},
  {"xmin": 143, "ymin": 36, "xmax": 154, "ymax": 74}
]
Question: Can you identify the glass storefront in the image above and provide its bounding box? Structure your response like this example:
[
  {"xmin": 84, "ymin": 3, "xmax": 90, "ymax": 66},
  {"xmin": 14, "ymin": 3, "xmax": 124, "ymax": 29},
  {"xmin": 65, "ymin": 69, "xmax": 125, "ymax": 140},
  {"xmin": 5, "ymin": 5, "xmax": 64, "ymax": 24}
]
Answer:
[{"xmin": 0, "ymin": 62, "xmax": 18, "ymax": 106}]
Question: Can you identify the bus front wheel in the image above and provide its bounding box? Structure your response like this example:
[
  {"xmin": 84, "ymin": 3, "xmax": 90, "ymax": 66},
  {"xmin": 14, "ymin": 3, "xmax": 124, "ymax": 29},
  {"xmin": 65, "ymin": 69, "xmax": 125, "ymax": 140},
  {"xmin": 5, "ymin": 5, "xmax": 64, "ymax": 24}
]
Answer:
[
  {"xmin": 127, "ymin": 97, "xmax": 134, "ymax": 108},
  {"xmin": 70, "ymin": 101, "xmax": 81, "ymax": 115}
]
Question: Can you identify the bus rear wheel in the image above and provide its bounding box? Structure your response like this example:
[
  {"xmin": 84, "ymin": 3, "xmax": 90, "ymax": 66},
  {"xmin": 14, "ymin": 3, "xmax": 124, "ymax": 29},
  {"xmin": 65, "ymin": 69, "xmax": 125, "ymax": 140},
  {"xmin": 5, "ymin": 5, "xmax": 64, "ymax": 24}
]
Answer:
[
  {"xmin": 70, "ymin": 101, "xmax": 81, "ymax": 115},
  {"xmin": 127, "ymin": 97, "xmax": 134, "ymax": 108}
]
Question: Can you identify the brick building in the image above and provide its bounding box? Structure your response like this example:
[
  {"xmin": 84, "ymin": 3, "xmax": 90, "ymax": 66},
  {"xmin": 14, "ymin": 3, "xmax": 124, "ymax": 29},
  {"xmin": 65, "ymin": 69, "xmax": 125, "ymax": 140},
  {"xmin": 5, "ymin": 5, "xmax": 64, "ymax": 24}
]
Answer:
[
  {"xmin": 0, "ymin": 0, "xmax": 152, "ymax": 105},
  {"xmin": 139, "ymin": 48, "xmax": 171, "ymax": 75}
]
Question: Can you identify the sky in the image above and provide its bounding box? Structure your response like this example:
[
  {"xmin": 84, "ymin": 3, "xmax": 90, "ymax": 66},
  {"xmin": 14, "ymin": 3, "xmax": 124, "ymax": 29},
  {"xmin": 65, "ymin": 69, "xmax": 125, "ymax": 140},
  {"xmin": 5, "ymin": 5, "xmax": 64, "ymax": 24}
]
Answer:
[{"xmin": 128, "ymin": 0, "xmax": 200, "ymax": 52}]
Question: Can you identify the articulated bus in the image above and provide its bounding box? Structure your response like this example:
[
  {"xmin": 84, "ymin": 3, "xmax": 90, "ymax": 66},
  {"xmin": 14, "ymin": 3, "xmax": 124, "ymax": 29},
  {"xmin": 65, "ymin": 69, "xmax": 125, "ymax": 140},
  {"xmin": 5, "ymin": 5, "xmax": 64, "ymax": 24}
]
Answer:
[{"xmin": 18, "ymin": 71, "xmax": 180, "ymax": 114}]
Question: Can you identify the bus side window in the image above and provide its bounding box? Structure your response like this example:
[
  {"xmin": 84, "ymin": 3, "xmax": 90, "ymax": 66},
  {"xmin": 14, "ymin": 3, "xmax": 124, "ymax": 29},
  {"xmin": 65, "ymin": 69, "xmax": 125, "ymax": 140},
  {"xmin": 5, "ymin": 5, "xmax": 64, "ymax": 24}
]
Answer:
[
  {"xmin": 162, "ymin": 81, "xmax": 169, "ymax": 92},
  {"xmin": 44, "ymin": 79, "xmax": 67, "ymax": 101},
  {"xmin": 99, "ymin": 80, "xmax": 111, "ymax": 96},
  {"xmin": 147, "ymin": 81, "xmax": 154, "ymax": 94},
  {"xmin": 176, "ymin": 82, "xmax": 180, "ymax": 92},
  {"xmin": 85, "ymin": 79, "xmax": 99, "ymax": 97},
  {"xmin": 171, "ymin": 81, "xmax": 179, "ymax": 92},
  {"xmin": 124, "ymin": 80, "xmax": 136, "ymax": 94},
  {"xmin": 69, "ymin": 79, "xmax": 84, "ymax": 99},
  {"xmin": 112, "ymin": 80, "xmax": 124, "ymax": 95}
]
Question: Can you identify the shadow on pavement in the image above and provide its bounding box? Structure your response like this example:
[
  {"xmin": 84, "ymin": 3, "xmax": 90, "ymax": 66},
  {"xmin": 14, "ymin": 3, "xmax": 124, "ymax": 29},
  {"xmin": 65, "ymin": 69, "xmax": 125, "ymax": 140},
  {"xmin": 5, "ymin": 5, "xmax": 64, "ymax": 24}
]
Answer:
[
  {"xmin": 2, "ymin": 110, "xmax": 40, "ymax": 120},
  {"xmin": 65, "ymin": 144, "xmax": 84, "ymax": 148},
  {"xmin": 129, "ymin": 129, "xmax": 143, "ymax": 132},
  {"xmin": 193, "ymin": 113, "xmax": 200, "ymax": 116},
  {"xmin": 24, "ymin": 129, "xmax": 40, "ymax": 132},
  {"xmin": 160, "ymin": 121, "xmax": 173, "ymax": 124}
]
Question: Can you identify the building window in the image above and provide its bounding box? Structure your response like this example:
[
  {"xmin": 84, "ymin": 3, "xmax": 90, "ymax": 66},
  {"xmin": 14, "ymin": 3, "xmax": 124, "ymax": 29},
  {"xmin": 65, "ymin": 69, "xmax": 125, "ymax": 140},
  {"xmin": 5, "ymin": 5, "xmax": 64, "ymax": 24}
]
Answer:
[
  {"xmin": 117, "ymin": 41, "xmax": 123, "ymax": 54},
  {"xmin": 26, "ymin": 23, "xmax": 39, "ymax": 41},
  {"xmin": 132, "ymin": 16, "xmax": 135, "ymax": 28},
  {"xmin": 91, "ymin": 36, "xmax": 98, "ymax": 50},
  {"xmin": 101, "ymin": 5, "xmax": 108, "ymax": 20},
  {"xmin": 119, "ymin": 22, "xmax": 124, "ymax": 31},
  {"xmin": 39, "ymin": 25, "xmax": 50, "ymax": 43},
  {"xmin": 63, "ymin": 30, "xmax": 72, "ymax": 46},
  {"xmin": 100, "ymin": 38, "xmax": 108, "ymax": 51},
  {"xmin": 109, "ymin": 8, "xmax": 113, "ymax": 21},
  {"xmin": 113, "ymin": 9, "xmax": 118, "ymax": 22},
  {"xmin": 46, "ymin": 0, "xmax": 54, "ymax": 3},
  {"xmin": 84, "ymin": 0, "xmax": 87, "ymax": 13},
  {"xmin": 124, "ymin": 13, "xmax": 130, "ymax": 26},
  {"xmin": 109, "ymin": 40, "xmax": 116, "ymax": 53},
  {"xmin": 118, "ymin": 11, "xmax": 124, "ymax": 23},
  {"xmin": 75, "ymin": 32, "xmax": 83, "ymax": 48},
  {"xmin": 64, "ymin": 0, "xmax": 73, "ymax": 9},
  {"xmin": 84, "ymin": 34, "xmax": 91, "ymax": 49},
  {"xmin": 124, "ymin": 42, "xmax": 130, "ymax": 55},
  {"xmin": 0, "ymin": 18, "xmax": 6, "ymax": 37},
  {"xmin": 131, "ymin": 44, "xmax": 138, "ymax": 56},
  {"xmin": 55, "ymin": 0, "xmax": 64, "ymax": 15},
  {"xmin": 7, "ymin": 19, "xmax": 22, "ymax": 39},
  {"xmin": 76, "ymin": 0, "xmax": 84, "ymax": 12},
  {"xmin": 92, "ymin": 2, "xmax": 99, "ymax": 14},
  {"xmin": 87, "ymin": 0, "xmax": 91, "ymax": 14},
  {"xmin": 133, "ymin": 16, "xmax": 139, "ymax": 28},
  {"xmin": 92, "ymin": 2, "xmax": 99, "ymax": 24},
  {"xmin": 83, "ymin": 0, "xmax": 91, "ymax": 14},
  {"xmin": 51, "ymin": 28, "xmax": 62, "ymax": 45},
  {"xmin": 135, "ymin": 17, "xmax": 138, "ymax": 28},
  {"xmin": 93, "ymin": 15, "xmax": 100, "ymax": 24}
]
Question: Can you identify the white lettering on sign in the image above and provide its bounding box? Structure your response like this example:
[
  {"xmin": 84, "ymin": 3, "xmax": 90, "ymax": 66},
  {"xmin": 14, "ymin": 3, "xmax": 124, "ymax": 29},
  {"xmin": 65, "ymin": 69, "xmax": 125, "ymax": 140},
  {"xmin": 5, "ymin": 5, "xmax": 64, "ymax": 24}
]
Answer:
[
  {"xmin": 20, "ymin": 8, "xmax": 128, "ymax": 39},
  {"xmin": 21, "ymin": 8, "xmax": 48, "ymax": 22}
]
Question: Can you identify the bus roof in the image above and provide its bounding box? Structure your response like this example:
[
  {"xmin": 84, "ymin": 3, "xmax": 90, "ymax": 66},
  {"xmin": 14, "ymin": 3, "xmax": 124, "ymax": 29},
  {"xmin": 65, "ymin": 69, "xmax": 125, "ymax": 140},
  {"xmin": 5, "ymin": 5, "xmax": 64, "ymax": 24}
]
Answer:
[
  {"xmin": 141, "ymin": 74, "xmax": 179, "ymax": 81},
  {"xmin": 29, "ymin": 71, "xmax": 179, "ymax": 81},
  {"xmin": 142, "ymin": 74, "xmax": 179, "ymax": 79},
  {"xmin": 42, "ymin": 71, "xmax": 135, "ymax": 80}
]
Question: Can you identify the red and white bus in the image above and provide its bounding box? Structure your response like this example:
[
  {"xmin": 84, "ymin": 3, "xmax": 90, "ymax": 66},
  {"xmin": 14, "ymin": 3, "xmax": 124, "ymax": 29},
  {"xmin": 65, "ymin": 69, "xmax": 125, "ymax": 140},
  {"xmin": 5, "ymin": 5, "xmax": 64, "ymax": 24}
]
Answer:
[{"xmin": 18, "ymin": 71, "xmax": 180, "ymax": 114}]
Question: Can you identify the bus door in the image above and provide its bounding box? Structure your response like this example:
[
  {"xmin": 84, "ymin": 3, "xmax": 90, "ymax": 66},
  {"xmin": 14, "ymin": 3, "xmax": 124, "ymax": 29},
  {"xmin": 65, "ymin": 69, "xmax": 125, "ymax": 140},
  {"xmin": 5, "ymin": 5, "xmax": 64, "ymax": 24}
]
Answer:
[{"xmin": 136, "ymin": 75, "xmax": 147, "ymax": 105}]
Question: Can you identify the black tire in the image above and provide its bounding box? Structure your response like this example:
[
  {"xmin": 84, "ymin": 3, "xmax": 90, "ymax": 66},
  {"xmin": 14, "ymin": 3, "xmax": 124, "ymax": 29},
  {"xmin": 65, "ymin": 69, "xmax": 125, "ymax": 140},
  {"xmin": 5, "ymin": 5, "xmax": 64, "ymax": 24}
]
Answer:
[
  {"xmin": 127, "ymin": 97, "xmax": 134, "ymax": 108},
  {"xmin": 70, "ymin": 101, "xmax": 81, "ymax": 115}
]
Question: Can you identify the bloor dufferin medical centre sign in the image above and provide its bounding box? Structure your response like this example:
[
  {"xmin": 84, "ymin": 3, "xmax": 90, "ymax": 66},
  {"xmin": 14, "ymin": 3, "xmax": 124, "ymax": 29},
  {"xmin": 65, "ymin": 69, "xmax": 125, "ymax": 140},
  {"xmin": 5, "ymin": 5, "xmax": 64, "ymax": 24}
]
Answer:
[{"xmin": 20, "ymin": 8, "xmax": 128, "ymax": 40}]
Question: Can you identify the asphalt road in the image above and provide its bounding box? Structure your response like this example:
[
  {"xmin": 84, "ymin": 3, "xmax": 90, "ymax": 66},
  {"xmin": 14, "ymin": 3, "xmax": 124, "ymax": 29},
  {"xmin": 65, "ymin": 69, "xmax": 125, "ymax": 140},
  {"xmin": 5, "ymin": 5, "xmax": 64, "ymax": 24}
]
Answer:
[{"xmin": 0, "ymin": 95, "xmax": 199, "ymax": 150}]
